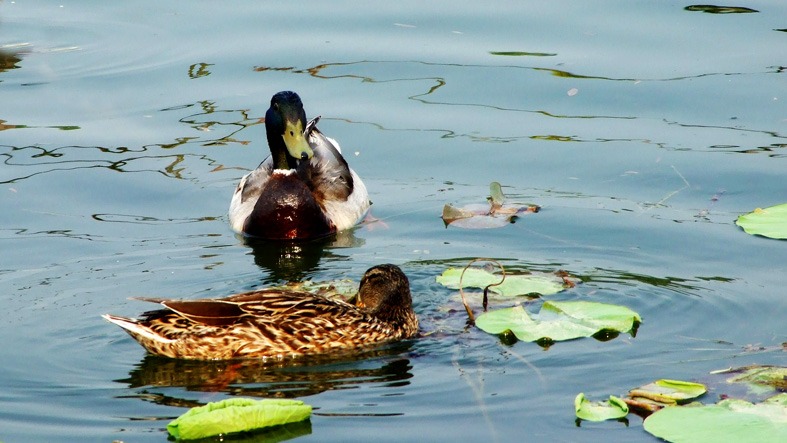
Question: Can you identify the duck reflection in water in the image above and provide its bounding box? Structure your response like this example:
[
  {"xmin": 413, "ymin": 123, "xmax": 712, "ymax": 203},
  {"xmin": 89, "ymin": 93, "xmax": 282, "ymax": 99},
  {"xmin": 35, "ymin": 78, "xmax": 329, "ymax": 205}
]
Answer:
[
  {"xmin": 0, "ymin": 46, "xmax": 25, "ymax": 75},
  {"xmin": 241, "ymin": 228, "xmax": 364, "ymax": 282},
  {"xmin": 115, "ymin": 349, "xmax": 413, "ymax": 441},
  {"xmin": 117, "ymin": 344, "xmax": 414, "ymax": 400}
]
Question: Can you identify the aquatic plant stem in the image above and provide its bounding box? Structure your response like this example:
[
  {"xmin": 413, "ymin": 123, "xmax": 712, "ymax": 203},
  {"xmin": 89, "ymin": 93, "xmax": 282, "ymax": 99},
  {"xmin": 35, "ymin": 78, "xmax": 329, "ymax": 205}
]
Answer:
[
  {"xmin": 639, "ymin": 165, "xmax": 690, "ymax": 215},
  {"xmin": 459, "ymin": 258, "xmax": 506, "ymax": 325}
]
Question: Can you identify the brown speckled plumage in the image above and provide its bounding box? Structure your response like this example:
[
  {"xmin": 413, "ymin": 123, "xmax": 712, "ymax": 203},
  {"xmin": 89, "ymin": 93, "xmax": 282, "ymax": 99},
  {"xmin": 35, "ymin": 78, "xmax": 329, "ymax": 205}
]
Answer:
[{"xmin": 103, "ymin": 264, "xmax": 417, "ymax": 360}]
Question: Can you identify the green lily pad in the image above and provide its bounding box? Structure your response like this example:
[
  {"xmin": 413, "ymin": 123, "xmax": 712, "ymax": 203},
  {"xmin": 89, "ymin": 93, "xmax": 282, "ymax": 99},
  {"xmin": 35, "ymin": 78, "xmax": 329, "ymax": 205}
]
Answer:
[
  {"xmin": 575, "ymin": 393, "xmax": 629, "ymax": 421},
  {"xmin": 628, "ymin": 380, "xmax": 707, "ymax": 408},
  {"xmin": 644, "ymin": 394, "xmax": 787, "ymax": 443},
  {"xmin": 475, "ymin": 301, "xmax": 640, "ymax": 342},
  {"xmin": 436, "ymin": 267, "xmax": 567, "ymax": 297},
  {"xmin": 167, "ymin": 398, "xmax": 312, "ymax": 440},
  {"xmin": 543, "ymin": 301, "xmax": 641, "ymax": 333},
  {"xmin": 699, "ymin": 365, "xmax": 787, "ymax": 402},
  {"xmin": 476, "ymin": 305, "xmax": 595, "ymax": 342},
  {"xmin": 735, "ymin": 203, "xmax": 787, "ymax": 239},
  {"xmin": 764, "ymin": 393, "xmax": 787, "ymax": 406}
]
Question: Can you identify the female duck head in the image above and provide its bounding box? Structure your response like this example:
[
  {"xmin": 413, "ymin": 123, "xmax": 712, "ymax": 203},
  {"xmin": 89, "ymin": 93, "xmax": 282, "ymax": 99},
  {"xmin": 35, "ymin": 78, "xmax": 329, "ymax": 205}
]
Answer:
[
  {"xmin": 356, "ymin": 264, "xmax": 413, "ymax": 322},
  {"xmin": 266, "ymin": 91, "xmax": 314, "ymax": 169}
]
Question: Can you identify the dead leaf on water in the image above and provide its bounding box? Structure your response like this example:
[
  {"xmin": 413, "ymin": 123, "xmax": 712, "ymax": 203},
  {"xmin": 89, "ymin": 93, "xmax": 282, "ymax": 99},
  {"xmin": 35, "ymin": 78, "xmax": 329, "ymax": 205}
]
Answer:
[{"xmin": 442, "ymin": 182, "xmax": 539, "ymax": 229}]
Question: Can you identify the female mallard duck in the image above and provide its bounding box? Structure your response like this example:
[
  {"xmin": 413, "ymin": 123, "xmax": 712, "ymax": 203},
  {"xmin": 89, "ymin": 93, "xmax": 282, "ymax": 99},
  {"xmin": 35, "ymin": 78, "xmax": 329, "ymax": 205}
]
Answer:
[
  {"xmin": 102, "ymin": 264, "xmax": 417, "ymax": 360},
  {"xmin": 229, "ymin": 91, "xmax": 370, "ymax": 239}
]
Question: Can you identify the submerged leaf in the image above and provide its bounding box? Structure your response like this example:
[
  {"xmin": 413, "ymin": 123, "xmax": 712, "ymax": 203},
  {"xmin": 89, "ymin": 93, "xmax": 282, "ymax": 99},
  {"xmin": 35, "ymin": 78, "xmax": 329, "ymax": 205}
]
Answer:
[
  {"xmin": 475, "ymin": 301, "xmax": 640, "ymax": 343},
  {"xmin": 725, "ymin": 366, "xmax": 787, "ymax": 393},
  {"xmin": 575, "ymin": 393, "xmax": 629, "ymax": 421},
  {"xmin": 167, "ymin": 398, "xmax": 312, "ymax": 440},
  {"xmin": 701, "ymin": 365, "xmax": 787, "ymax": 401},
  {"xmin": 446, "ymin": 212, "xmax": 512, "ymax": 229},
  {"xmin": 436, "ymin": 267, "xmax": 567, "ymax": 297},
  {"xmin": 644, "ymin": 395, "xmax": 787, "ymax": 443},
  {"xmin": 735, "ymin": 203, "xmax": 787, "ymax": 239}
]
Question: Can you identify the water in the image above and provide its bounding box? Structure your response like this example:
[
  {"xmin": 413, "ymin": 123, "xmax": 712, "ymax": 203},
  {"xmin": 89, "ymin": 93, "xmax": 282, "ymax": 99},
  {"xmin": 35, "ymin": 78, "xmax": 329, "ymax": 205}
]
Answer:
[{"xmin": 1, "ymin": 0, "xmax": 785, "ymax": 441}]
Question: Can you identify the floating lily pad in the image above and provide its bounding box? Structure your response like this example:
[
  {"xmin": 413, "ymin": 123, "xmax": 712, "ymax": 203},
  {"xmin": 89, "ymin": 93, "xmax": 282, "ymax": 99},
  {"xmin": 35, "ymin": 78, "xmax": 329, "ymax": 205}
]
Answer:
[
  {"xmin": 735, "ymin": 203, "xmax": 787, "ymax": 239},
  {"xmin": 644, "ymin": 394, "xmax": 787, "ymax": 443},
  {"xmin": 442, "ymin": 182, "xmax": 539, "ymax": 229},
  {"xmin": 167, "ymin": 398, "xmax": 312, "ymax": 440},
  {"xmin": 476, "ymin": 305, "xmax": 594, "ymax": 342},
  {"xmin": 696, "ymin": 365, "xmax": 787, "ymax": 402},
  {"xmin": 575, "ymin": 393, "xmax": 629, "ymax": 421},
  {"xmin": 436, "ymin": 267, "xmax": 568, "ymax": 297},
  {"xmin": 475, "ymin": 301, "xmax": 640, "ymax": 342},
  {"xmin": 626, "ymin": 380, "xmax": 707, "ymax": 411},
  {"xmin": 543, "ymin": 301, "xmax": 642, "ymax": 334}
]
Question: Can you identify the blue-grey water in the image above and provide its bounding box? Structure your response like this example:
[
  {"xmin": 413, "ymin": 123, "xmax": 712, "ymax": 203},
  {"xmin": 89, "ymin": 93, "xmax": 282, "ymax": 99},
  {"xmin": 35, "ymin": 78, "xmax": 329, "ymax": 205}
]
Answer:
[{"xmin": 1, "ymin": 1, "xmax": 785, "ymax": 441}]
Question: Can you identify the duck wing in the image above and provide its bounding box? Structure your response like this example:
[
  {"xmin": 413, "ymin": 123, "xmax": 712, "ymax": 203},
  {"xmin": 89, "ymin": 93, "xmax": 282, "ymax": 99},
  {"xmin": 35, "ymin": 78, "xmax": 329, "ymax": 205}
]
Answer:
[
  {"xmin": 238, "ymin": 161, "xmax": 273, "ymax": 204},
  {"xmin": 133, "ymin": 296, "xmax": 248, "ymax": 326},
  {"xmin": 300, "ymin": 117, "xmax": 354, "ymax": 202},
  {"xmin": 132, "ymin": 290, "xmax": 356, "ymax": 327}
]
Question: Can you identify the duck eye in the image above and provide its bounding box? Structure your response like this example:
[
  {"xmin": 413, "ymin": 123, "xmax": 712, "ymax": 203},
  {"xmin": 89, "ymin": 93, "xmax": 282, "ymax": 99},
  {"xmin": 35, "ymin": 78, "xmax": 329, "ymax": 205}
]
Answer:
[
  {"xmin": 290, "ymin": 130, "xmax": 294, "ymax": 136},
  {"xmin": 273, "ymin": 103, "xmax": 279, "ymax": 111}
]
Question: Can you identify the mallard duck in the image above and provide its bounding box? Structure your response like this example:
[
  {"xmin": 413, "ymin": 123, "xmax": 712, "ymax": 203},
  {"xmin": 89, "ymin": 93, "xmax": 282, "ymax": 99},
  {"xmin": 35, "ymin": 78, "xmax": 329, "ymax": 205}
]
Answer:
[
  {"xmin": 102, "ymin": 264, "xmax": 417, "ymax": 360},
  {"xmin": 229, "ymin": 91, "xmax": 370, "ymax": 239}
]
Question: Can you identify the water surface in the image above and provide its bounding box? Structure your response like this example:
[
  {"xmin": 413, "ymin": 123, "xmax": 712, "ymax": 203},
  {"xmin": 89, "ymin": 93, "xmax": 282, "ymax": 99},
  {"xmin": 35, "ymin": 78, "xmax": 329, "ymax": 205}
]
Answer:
[{"xmin": 1, "ymin": 1, "xmax": 785, "ymax": 441}]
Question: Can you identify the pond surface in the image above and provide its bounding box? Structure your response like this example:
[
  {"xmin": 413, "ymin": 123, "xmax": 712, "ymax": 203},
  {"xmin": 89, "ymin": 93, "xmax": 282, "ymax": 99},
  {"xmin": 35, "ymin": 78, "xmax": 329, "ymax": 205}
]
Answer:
[{"xmin": 1, "ymin": 1, "xmax": 786, "ymax": 441}]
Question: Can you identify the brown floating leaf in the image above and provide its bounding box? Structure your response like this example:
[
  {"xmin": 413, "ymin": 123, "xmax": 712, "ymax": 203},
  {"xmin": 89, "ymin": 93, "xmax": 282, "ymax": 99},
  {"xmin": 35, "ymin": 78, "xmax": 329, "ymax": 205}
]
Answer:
[
  {"xmin": 442, "ymin": 182, "xmax": 539, "ymax": 229},
  {"xmin": 624, "ymin": 380, "xmax": 707, "ymax": 415},
  {"xmin": 684, "ymin": 5, "xmax": 758, "ymax": 14}
]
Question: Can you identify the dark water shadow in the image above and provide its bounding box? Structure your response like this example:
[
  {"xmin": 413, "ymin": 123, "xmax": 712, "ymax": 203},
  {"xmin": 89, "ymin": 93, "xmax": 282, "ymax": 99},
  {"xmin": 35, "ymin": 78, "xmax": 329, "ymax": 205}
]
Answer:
[
  {"xmin": 240, "ymin": 230, "xmax": 365, "ymax": 282},
  {"xmin": 165, "ymin": 419, "xmax": 312, "ymax": 443},
  {"xmin": 164, "ymin": 419, "xmax": 312, "ymax": 443},
  {"xmin": 117, "ymin": 341, "xmax": 414, "ymax": 402}
]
